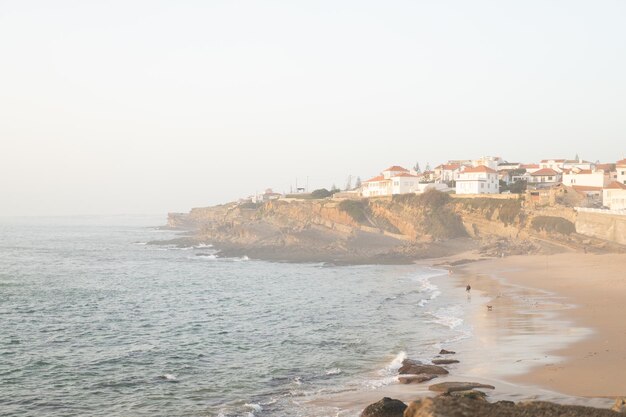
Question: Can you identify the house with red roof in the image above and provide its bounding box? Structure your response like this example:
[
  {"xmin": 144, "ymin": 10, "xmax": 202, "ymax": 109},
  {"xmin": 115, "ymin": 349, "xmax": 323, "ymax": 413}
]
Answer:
[
  {"xmin": 617, "ymin": 158, "xmax": 626, "ymax": 186},
  {"xmin": 433, "ymin": 163, "xmax": 462, "ymax": 183},
  {"xmin": 562, "ymin": 166, "xmax": 611, "ymax": 188},
  {"xmin": 603, "ymin": 181, "xmax": 626, "ymax": 211},
  {"xmin": 361, "ymin": 166, "xmax": 420, "ymax": 197},
  {"xmin": 455, "ymin": 165, "xmax": 499, "ymax": 195},
  {"xmin": 528, "ymin": 168, "xmax": 562, "ymax": 188}
]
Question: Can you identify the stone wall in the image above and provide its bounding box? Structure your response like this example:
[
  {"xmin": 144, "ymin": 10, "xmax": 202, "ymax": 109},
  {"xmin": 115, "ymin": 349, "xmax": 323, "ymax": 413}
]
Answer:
[{"xmin": 575, "ymin": 210, "xmax": 626, "ymax": 245}]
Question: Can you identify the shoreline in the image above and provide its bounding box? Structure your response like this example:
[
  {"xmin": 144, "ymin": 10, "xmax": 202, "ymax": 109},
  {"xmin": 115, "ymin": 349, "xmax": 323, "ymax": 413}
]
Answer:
[
  {"xmin": 317, "ymin": 251, "xmax": 625, "ymax": 415},
  {"xmin": 454, "ymin": 252, "xmax": 626, "ymax": 398}
]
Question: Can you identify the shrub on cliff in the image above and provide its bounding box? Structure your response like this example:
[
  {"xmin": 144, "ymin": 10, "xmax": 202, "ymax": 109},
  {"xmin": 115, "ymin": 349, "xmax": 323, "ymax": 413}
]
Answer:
[
  {"xmin": 393, "ymin": 190, "xmax": 466, "ymax": 239},
  {"xmin": 310, "ymin": 188, "xmax": 333, "ymax": 199},
  {"xmin": 531, "ymin": 216, "xmax": 575, "ymax": 235},
  {"xmin": 338, "ymin": 200, "xmax": 370, "ymax": 224}
]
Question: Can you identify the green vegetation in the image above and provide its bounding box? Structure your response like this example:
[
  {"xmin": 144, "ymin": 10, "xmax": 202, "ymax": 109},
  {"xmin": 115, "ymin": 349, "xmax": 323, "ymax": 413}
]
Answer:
[
  {"xmin": 531, "ymin": 216, "xmax": 576, "ymax": 235},
  {"xmin": 393, "ymin": 190, "xmax": 467, "ymax": 238},
  {"xmin": 338, "ymin": 200, "xmax": 370, "ymax": 224},
  {"xmin": 310, "ymin": 188, "xmax": 333, "ymax": 199},
  {"xmin": 458, "ymin": 198, "xmax": 522, "ymax": 226}
]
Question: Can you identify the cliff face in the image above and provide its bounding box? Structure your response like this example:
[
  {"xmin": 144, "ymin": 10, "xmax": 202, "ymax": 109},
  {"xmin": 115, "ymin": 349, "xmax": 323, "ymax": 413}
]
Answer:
[{"xmin": 164, "ymin": 191, "xmax": 618, "ymax": 262}]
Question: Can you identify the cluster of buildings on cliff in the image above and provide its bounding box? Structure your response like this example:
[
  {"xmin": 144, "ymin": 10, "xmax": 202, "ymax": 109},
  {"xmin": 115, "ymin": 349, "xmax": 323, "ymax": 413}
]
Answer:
[{"xmin": 242, "ymin": 155, "xmax": 626, "ymax": 213}]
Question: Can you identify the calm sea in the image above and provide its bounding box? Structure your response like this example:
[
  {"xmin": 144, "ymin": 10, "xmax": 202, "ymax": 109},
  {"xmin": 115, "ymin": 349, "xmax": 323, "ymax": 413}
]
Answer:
[{"xmin": 0, "ymin": 216, "xmax": 473, "ymax": 417}]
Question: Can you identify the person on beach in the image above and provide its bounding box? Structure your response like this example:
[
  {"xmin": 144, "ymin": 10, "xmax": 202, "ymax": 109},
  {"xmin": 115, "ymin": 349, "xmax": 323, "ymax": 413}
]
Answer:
[{"xmin": 466, "ymin": 284, "xmax": 471, "ymax": 292}]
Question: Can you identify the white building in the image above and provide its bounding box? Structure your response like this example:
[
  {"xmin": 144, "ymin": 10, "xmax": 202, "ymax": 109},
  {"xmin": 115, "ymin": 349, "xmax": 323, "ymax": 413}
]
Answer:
[
  {"xmin": 562, "ymin": 168, "xmax": 610, "ymax": 188},
  {"xmin": 472, "ymin": 156, "xmax": 502, "ymax": 171},
  {"xmin": 528, "ymin": 168, "xmax": 561, "ymax": 188},
  {"xmin": 603, "ymin": 181, "xmax": 626, "ymax": 211},
  {"xmin": 434, "ymin": 164, "xmax": 462, "ymax": 183},
  {"xmin": 455, "ymin": 165, "xmax": 499, "ymax": 195},
  {"xmin": 617, "ymin": 159, "xmax": 626, "ymax": 185},
  {"xmin": 362, "ymin": 166, "xmax": 420, "ymax": 197},
  {"xmin": 539, "ymin": 159, "xmax": 567, "ymax": 172}
]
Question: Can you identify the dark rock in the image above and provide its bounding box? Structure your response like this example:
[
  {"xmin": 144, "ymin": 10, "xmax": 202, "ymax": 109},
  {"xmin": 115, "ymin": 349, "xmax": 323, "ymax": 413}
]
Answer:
[
  {"xmin": 428, "ymin": 381, "xmax": 495, "ymax": 394},
  {"xmin": 398, "ymin": 374, "xmax": 438, "ymax": 384},
  {"xmin": 398, "ymin": 359, "xmax": 448, "ymax": 375},
  {"xmin": 432, "ymin": 359, "xmax": 460, "ymax": 365},
  {"xmin": 360, "ymin": 397, "xmax": 407, "ymax": 417},
  {"xmin": 439, "ymin": 349, "xmax": 456, "ymax": 355},
  {"xmin": 402, "ymin": 397, "xmax": 620, "ymax": 417}
]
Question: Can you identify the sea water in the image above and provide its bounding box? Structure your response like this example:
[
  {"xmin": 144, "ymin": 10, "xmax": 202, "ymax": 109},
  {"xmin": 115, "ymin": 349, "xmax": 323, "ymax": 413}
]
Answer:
[{"xmin": 0, "ymin": 216, "xmax": 474, "ymax": 417}]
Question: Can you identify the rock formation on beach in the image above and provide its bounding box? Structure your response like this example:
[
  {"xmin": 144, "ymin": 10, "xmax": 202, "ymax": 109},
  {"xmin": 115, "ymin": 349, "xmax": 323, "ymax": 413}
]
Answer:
[{"xmin": 362, "ymin": 396, "xmax": 624, "ymax": 417}]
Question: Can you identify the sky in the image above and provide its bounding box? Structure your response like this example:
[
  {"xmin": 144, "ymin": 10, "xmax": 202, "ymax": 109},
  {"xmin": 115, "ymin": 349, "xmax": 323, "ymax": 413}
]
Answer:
[{"xmin": 1, "ymin": 0, "xmax": 625, "ymax": 216}]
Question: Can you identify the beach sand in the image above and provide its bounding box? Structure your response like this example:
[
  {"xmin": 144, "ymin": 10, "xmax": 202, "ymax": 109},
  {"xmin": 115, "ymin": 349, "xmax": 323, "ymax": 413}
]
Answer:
[{"xmin": 457, "ymin": 252, "xmax": 626, "ymax": 398}]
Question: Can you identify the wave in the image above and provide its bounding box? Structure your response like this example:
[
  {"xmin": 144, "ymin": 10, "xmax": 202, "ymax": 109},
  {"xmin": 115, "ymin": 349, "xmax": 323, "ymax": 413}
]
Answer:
[
  {"xmin": 325, "ymin": 367, "xmax": 342, "ymax": 376},
  {"xmin": 429, "ymin": 305, "xmax": 464, "ymax": 330},
  {"xmin": 414, "ymin": 274, "xmax": 441, "ymax": 307}
]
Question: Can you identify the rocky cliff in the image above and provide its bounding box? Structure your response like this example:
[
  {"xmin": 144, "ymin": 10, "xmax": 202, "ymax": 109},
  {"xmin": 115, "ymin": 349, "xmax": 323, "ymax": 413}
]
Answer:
[{"xmin": 162, "ymin": 191, "xmax": 620, "ymax": 263}]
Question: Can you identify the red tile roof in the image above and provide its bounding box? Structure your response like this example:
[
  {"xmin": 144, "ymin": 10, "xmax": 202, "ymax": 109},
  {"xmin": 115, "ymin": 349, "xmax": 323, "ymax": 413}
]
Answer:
[
  {"xmin": 461, "ymin": 165, "xmax": 497, "ymax": 174},
  {"xmin": 596, "ymin": 163, "xmax": 615, "ymax": 171},
  {"xmin": 383, "ymin": 165, "xmax": 409, "ymax": 172},
  {"xmin": 363, "ymin": 175, "xmax": 386, "ymax": 183},
  {"xmin": 521, "ymin": 164, "xmax": 540, "ymax": 169},
  {"xmin": 572, "ymin": 185, "xmax": 603, "ymax": 192},
  {"xmin": 606, "ymin": 181, "xmax": 626, "ymax": 190},
  {"xmin": 530, "ymin": 168, "xmax": 559, "ymax": 176},
  {"xmin": 617, "ymin": 158, "xmax": 626, "ymax": 166},
  {"xmin": 393, "ymin": 173, "xmax": 419, "ymax": 178}
]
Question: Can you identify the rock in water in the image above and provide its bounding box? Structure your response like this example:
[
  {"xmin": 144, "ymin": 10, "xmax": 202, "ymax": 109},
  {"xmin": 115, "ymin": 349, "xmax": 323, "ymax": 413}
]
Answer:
[
  {"xmin": 402, "ymin": 397, "xmax": 621, "ymax": 417},
  {"xmin": 398, "ymin": 374, "xmax": 438, "ymax": 384},
  {"xmin": 439, "ymin": 349, "xmax": 456, "ymax": 355},
  {"xmin": 398, "ymin": 359, "xmax": 449, "ymax": 375},
  {"xmin": 428, "ymin": 381, "xmax": 495, "ymax": 394},
  {"xmin": 360, "ymin": 397, "xmax": 407, "ymax": 417},
  {"xmin": 614, "ymin": 398, "xmax": 626, "ymax": 413},
  {"xmin": 432, "ymin": 359, "xmax": 460, "ymax": 365}
]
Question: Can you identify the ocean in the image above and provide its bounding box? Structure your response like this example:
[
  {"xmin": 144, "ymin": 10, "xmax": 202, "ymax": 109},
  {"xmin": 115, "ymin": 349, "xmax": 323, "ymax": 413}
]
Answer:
[{"xmin": 0, "ymin": 216, "xmax": 475, "ymax": 417}]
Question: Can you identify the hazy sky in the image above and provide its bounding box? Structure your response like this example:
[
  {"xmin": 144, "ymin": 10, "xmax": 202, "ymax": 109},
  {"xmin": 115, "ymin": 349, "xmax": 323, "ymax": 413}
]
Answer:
[{"xmin": 2, "ymin": 1, "xmax": 625, "ymax": 216}]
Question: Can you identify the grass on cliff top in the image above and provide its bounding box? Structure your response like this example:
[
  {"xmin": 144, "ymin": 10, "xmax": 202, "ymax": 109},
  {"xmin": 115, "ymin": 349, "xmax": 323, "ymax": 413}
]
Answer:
[
  {"xmin": 457, "ymin": 198, "xmax": 522, "ymax": 226},
  {"xmin": 531, "ymin": 216, "xmax": 576, "ymax": 235}
]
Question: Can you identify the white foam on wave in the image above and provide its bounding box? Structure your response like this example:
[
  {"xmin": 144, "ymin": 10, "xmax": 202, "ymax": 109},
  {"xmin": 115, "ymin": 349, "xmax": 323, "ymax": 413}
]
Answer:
[
  {"xmin": 429, "ymin": 305, "xmax": 464, "ymax": 329},
  {"xmin": 414, "ymin": 274, "xmax": 441, "ymax": 307},
  {"xmin": 363, "ymin": 351, "xmax": 405, "ymax": 388},
  {"xmin": 195, "ymin": 243, "xmax": 213, "ymax": 248},
  {"xmin": 325, "ymin": 367, "xmax": 342, "ymax": 376},
  {"xmin": 160, "ymin": 373, "xmax": 177, "ymax": 381},
  {"xmin": 244, "ymin": 403, "xmax": 262, "ymax": 412},
  {"xmin": 188, "ymin": 254, "xmax": 217, "ymax": 260}
]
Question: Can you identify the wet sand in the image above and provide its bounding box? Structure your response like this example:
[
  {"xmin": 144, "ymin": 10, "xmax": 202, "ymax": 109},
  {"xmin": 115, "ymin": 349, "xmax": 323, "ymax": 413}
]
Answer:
[
  {"xmin": 457, "ymin": 252, "xmax": 626, "ymax": 398},
  {"xmin": 316, "ymin": 252, "xmax": 625, "ymax": 416}
]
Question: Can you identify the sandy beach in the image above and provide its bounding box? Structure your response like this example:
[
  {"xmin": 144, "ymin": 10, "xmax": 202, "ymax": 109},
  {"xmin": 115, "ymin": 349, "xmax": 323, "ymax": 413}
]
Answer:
[{"xmin": 457, "ymin": 252, "xmax": 626, "ymax": 398}]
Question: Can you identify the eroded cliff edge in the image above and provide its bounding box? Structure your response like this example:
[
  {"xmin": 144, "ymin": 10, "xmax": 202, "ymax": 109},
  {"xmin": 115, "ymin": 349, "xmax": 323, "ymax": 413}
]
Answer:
[{"xmin": 161, "ymin": 191, "xmax": 621, "ymax": 264}]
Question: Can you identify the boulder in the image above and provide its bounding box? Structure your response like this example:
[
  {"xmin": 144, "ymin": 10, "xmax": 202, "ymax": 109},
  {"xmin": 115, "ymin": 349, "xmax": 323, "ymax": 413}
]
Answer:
[
  {"xmin": 401, "ymin": 396, "xmax": 621, "ymax": 417},
  {"xmin": 428, "ymin": 381, "xmax": 495, "ymax": 394},
  {"xmin": 360, "ymin": 397, "xmax": 407, "ymax": 417},
  {"xmin": 399, "ymin": 359, "xmax": 448, "ymax": 375},
  {"xmin": 398, "ymin": 374, "xmax": 438, "ymax": 384},
  {"xmin": 432, "ymin": 359, "xmax": 460, "ymax": 365},
  {"xmin": 439, "ymin": 349, "xmax": 456, "ymax": 355},
  {"xmin": 613, "ymin": 398, "xmax": 626, "ymax": 413}
]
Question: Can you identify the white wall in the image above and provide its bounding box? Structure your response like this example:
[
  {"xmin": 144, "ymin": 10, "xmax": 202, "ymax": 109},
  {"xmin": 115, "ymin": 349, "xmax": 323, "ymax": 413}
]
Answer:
[
  {"xmin": 455, "ymin": 172, "xmax": 499, "ymax": 194},
  {"xmin": 563, "ymin": 171, "xmax": 607, "ymax": 187},
  {"xmin": 603, "ymin": 189, "xmax": 626, "ymax": 210}
]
